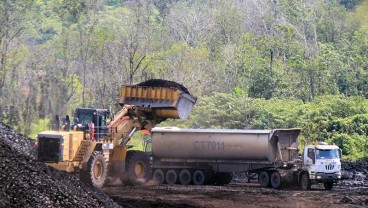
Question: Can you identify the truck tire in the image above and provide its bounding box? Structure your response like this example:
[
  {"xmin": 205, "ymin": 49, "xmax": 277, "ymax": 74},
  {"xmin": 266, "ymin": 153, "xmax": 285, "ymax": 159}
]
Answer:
[
  {"xmin": 153, "ymin": 169, "xmax": 165, "ymax": 185},
  {"xmin": 166, "ymin": 169, "xmax": 178, "ymax": 185},
  {"xmin": 323, "ymin": 182, "xmax": 333, "ymax": 190},
  {"xmin": 80, "ymin": 151, "xmax": 107, "ymax": 188},
  {"xmin": 258, "ymin": 171, "xmax": 270, "ymax": 188},
  {"xmin": 193, "ymin": 170, "xmax": 205, "ymax": 185},
  {"xmin": 300, "ymin": 173, "xmax": 311, "ymax": 190},
  {"xmin": 179, "ymin": 169, "xmax": 191, "ymax": 185},
  {"xmin": 270, "ymin": 171, "xmax": 282, "ymax": 189},
  {"xmin": 125, "ymin": 150, "xmax": 151, "ymax": 186}
]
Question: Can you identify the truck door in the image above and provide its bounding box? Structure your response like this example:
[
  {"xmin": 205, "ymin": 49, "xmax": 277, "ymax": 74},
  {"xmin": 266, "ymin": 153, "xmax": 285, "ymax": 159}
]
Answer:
[{"xmin": 305, "ymin": 148, "xmax": 315, "ymax": 165}]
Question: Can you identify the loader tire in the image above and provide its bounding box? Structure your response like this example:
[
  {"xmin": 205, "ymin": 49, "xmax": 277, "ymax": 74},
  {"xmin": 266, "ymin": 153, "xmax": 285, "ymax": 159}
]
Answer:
[
  {"xmin": 80, "ymin": 151, "xmax": 107, "ymax": 188},
  {"xmin": 125, "ymin": 150, "xmax": 151, "ymax": 186}
]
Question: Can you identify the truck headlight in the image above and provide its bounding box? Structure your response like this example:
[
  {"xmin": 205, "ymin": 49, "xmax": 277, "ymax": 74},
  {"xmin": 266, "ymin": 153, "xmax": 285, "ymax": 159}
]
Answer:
[
  {"xmin": 337, "ymin": 175, "xmax": 341, "ymax": 179},
  {"xmin": 316, "ymin": 176, "xmax": 322, "ymax": 179}
]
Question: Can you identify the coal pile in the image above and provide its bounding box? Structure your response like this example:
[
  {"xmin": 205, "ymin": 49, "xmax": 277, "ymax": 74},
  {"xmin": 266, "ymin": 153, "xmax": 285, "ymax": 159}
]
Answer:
[
  {"xmin": 137, "ymin": 79, "xmax": 191, "ymax": 95},
  {"xmin": 0, "ymin": 123, "xmax": 36, "ymax": 159},
  {"xmin": 0, "ymin": 122, "xmax": 121, "ymax": 208}
]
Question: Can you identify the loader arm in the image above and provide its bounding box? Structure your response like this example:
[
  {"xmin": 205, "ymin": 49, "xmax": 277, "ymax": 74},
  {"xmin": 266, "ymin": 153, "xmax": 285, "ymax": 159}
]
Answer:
[{"xmin": 107, "ymin": 105, "xmax": 157, "ymax": 146}]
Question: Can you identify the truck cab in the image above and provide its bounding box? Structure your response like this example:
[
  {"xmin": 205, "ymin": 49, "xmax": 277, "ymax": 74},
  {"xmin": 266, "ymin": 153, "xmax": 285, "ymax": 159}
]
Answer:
[{"xmin": 301, "ymin": 142, "xmax": 342, "ymax": 190}]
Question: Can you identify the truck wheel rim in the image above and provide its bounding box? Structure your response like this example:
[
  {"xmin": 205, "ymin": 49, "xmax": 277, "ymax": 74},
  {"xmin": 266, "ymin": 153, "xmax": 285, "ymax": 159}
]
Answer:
[{"xmin": 94, "ymin": 161, "xmax": 103, "ymax": 179}]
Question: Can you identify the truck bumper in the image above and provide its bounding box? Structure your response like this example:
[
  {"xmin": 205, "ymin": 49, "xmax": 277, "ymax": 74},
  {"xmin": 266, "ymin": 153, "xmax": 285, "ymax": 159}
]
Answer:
[{"xmin": 311, "ymin": 172, "xmax": 341, "ymax": 182}]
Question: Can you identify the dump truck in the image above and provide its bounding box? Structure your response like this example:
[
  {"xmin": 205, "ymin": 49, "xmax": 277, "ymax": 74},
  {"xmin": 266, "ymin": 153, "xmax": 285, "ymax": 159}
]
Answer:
[
  {"xmin": 146, "ymin": 127, "xmax": 342, "ymax": 190},
  {"xmin": 37, "ymin": 80, "xmax": 196, "ymax": 188}
]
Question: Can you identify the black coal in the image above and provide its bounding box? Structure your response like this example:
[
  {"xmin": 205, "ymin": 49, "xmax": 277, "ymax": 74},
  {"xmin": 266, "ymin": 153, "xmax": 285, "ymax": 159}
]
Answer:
[
  {"xmin": 136, "ymin": 79, "xmax": 191, "ymax": 95},
  {"xmin": 0, "ymin": 122, "xmax": 121, "ymax": 208}
]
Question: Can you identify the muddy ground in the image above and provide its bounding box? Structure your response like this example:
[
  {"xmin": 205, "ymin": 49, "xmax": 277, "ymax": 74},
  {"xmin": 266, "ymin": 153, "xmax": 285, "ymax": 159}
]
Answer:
[{"xmin": 102, "ymin": 181, "xmax": 368, "ymax": 208}]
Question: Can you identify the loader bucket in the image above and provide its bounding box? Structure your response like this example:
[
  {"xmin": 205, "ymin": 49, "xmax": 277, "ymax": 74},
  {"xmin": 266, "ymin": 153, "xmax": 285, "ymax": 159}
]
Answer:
[{"xmin": 119, "ymin": 85, "xmax": 197, "ymax": 120}]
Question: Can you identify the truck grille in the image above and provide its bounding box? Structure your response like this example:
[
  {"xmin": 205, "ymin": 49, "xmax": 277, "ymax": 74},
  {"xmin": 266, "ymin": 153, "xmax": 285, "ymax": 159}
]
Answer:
[{"xmin": 325, "ymin": 164, "xmax": 334, "ymax": 170}]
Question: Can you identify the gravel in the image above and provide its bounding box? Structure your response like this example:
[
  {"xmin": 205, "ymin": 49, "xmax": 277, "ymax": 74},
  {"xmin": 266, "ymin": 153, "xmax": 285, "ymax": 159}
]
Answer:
[{"xmin": 0, "ymin": 122, "xmax": 121, "ymax": 208}]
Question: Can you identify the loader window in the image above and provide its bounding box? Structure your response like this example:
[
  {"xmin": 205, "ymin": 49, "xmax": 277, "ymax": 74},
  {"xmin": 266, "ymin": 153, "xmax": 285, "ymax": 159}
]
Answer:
[{"xmin": 79, "ymin": 114, "xmax": 93, "ymax": 125}]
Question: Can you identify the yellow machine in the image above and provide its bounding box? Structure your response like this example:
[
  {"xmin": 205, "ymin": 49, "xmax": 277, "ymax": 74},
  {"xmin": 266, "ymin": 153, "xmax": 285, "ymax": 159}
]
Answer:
[{"xmin": 37, "ymin": 83, "xmax": 196, "ymax": 187}]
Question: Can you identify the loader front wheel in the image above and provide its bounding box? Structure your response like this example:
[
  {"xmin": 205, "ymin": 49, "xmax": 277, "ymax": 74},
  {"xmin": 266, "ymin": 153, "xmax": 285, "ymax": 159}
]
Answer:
[
  {"xmin": 125, "ymin": 151, "xmax": 151, "ymax": 185},
  {"xmin": 80, "ymin": 151, "xmax": 107, "ymax": 188}
]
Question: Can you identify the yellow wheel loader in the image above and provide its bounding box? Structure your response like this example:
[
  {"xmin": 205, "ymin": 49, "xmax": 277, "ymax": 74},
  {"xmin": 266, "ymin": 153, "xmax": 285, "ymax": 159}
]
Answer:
[{"xmin": 37, "ymin": 82, "xmax": 196, "ymax": 188}]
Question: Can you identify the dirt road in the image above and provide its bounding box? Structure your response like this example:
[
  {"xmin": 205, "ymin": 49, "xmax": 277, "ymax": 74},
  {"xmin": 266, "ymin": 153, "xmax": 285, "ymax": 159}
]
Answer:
[{"xmin": 102, "ymin": 182, "xmax": 368, "ymax": 208}]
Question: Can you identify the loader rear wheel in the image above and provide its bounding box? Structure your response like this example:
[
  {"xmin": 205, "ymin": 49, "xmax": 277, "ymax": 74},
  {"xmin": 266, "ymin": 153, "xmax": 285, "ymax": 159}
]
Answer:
[
  {"xmin": 193, "ymin": 170, "xmax": 205, "ymax": 185},
  {"xmin": 179, "ymin": 169, "xmax": 192, "ymax": 185},
  {"xmin": 301, "ymin": 173, "xmax": 311, "ymax": 190},
  {"xmin": 80, "ymin": 151, "xmax": 107, "ymax": 188},
  {"xmin": 153, "ymin": 169, "xmax": 165, "ymax": 185},
  {"xmin": 258, "ymin": 171, "xmax": 270, "ymax": 188},
  {"xmin": 125, "ymin": 150, "xmax": 151, "ymax": 186},
  {"xmin": 270, "ymin": 171, "xmax": 282, "ymax": 189},
  {"xmin": 166, "ymin": 170, "xmax": 178, "ymax": 185}
]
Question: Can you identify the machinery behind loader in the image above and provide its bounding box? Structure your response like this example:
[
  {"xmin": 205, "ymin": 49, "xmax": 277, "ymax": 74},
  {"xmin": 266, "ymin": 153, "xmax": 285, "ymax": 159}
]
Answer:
[{"xmin": 37, "ymin": 81, "xmax": 196, "ymax": 188}]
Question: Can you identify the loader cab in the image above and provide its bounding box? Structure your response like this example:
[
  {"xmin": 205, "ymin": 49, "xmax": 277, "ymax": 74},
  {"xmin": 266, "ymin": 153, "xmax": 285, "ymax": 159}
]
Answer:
[{"xmin": 74, "ymin": 108, "xmax": 110, "ymax": 140}]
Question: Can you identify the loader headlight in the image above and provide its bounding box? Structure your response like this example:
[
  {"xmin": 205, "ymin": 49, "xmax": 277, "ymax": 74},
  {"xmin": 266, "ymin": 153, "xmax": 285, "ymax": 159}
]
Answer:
[{"xmin": 316, "ymin": 176, "xmax": 322, "ymax": 179}]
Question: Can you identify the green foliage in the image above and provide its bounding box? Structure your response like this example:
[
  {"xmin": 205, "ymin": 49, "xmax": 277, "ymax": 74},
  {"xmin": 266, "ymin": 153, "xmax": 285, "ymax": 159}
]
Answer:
[{"xmin": 29, "ymin": 118, "xmax": 51, "ymax": 140}]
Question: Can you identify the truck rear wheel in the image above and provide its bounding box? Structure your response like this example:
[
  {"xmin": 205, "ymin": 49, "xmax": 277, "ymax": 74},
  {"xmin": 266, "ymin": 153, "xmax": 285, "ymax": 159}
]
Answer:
[
  {"xmin": 80, "ymin": 151, "xmax": 107, "ymax": 188},
  {"xmin": 153, "ymin": 169, "xmax": 165, "ymax": 185},
  {"xmin": 166, "ymin": 170, "xmax": 178, "ymax": 185},
  {"xmin": 270, "ymin": 171, "xmax": 282, "ymax": 189},
  {"xmin": 179, "ymin": 169, "xmax": 191, "ymax": 185},
  {"xmin": 300, "ymin": 173, "xmax": 311, "ymax": 190},
  {"xmin": 258, "ymin": 171, "xmax": 270, "ymax": 188},
  {"xmin": 125, "ymin": 150, "xmax": 151, "ymax": 185},
  {"xmin": 323, "ymin": 182, "xmax": 333, "ymax": 190},
  {"xmin": 193, "ymin": 170, "xmax": 205, "ymax": 185}
]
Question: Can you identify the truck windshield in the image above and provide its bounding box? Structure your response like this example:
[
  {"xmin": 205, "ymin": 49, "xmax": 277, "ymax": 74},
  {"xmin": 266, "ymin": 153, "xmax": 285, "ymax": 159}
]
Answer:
[{"xmin": 315, "ymin": 149, "xmax": 339, "ymax": 159}]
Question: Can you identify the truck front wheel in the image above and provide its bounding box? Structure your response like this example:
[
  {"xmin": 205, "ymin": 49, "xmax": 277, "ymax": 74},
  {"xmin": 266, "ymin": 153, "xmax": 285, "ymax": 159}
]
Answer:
[
  {"xmin": 300, "ymin": 173, "xmax": 311, "ymax": 190},
  {"xmin": 323, "ymin": 182, "xmax": 333, "ymax": 190}
]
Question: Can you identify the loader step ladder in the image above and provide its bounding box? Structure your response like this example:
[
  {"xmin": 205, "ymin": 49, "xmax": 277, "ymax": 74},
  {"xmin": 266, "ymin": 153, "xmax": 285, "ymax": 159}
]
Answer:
[{"xmin": 73, "ymin": 140, "xmax": 90, "ymax": 161}]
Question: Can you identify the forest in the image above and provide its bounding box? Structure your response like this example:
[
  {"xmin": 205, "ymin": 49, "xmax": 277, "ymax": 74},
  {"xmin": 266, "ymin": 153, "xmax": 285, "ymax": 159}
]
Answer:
[{"xmin": 0, "ymin": 0, "xmax": 367, "ymax": 161}]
